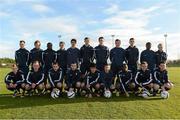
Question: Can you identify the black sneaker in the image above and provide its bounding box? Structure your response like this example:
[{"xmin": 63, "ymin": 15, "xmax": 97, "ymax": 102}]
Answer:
[{"xmin": 12, "ymin": 90, "xmax": 18, "ymax": 98}]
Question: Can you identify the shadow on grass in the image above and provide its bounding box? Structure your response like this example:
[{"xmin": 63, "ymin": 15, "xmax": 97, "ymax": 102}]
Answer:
[{"xmin": 0, "ymin": 93, "xmax": 163, "ymax": 109}]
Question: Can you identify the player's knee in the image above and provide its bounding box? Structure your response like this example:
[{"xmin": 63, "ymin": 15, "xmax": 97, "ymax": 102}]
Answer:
[
  {"xmin": 76, "ymin": 82, "xmax": 81, "ymax": 88},
  {"xmin": 95, "ymin": 83, "xmax": 100, "ymax": 89},
  {"xmin": 45, "ymin": 83, "xmax": 51, "ymax": 89},
  {"xmin": 38, "ymin": 84, "xmax": 44, "ymax": 90},
  {"xmin": 56, "ymin": 83, "xmax": 62, "ymax": 88},
  {"xmin": 81, "ymin": 82, "xmax": 85, "ymax": 88},
  {"xmin": 164, "ymin": 83, "xmax": 173, "ymax": 90},
  {"xmin": 153, "ymin": 84, "xmax": 160, "ymax": 90},
  {"xmin": 21, "ymin": 83, "xmax": 26, "ymax": 89},
  {"xmin": 147, "ymin": 83, "xmax": 153, "ymax": 88},
  {"xmin": 25, "ymin": 84, "xmax": 31, "ymax": 90}
]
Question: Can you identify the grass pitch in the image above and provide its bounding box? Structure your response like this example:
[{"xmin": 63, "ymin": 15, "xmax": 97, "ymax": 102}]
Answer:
[{"xmin": 0, "ymin": 67, "xmax": 180, "ymax": 119}]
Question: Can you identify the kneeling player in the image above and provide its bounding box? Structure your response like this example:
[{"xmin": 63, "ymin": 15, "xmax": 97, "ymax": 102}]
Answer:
[
  {"xmin": 66, "ymin": 63, "xmax": 81, "ymax": 95},
  {"xmin": 25, "ymin": 61, "xmax": 45, "ymax": 96},
  {"xmin": 153, "ymin": 62, "xmax": 173, "ymax": 95},
  {"xmin": 116, "ymin": 64, "xmax": 135, "ymax": 96},
  {"xmin": 47, "ymin": 62, "xmax": 64, "ymax": 93},
  {"xmin": 82, "ymin": 63, "xmax": 101, "ymax": 98},
  {"xmin": 135, "ymin": 61, "xmax": 153, "ymax": 95},
  {"xmin": 5, "ymin": 64, "xmax": 26, "ymax": 97},
  {"xmin": 101, "ymin": 64, "xmax": 115, "ymax": 92}
]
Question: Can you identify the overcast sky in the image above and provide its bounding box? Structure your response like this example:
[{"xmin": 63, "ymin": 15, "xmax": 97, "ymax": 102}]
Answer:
[{"xmin": 0, "ymin": 0, "xmax": 180, "ymax": 60}]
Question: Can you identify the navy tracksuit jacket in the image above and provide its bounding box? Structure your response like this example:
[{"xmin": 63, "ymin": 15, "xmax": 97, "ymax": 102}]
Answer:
[
  {"xmin": 15, "ymin": 48, "xmax": 30, "ymax": 77},
  {"xmin": 140, "ymin": 49, "xmax": 156, "ymax": 71},
  {"xmin": 94, "ymin": 45, "xmax": 109, "ymax": 71},
  {"xmin": 126, "ymin": 46, "xmax": 139, "ymax": 75},
  {"xmin": 80, "ymin": 45, "xmax": 94, "ymax": 74}
]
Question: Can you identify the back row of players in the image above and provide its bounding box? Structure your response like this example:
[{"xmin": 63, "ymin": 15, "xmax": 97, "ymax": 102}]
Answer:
[{"xmin": 5, "ymin": 37, "xmax": 173, "ymax": 98}]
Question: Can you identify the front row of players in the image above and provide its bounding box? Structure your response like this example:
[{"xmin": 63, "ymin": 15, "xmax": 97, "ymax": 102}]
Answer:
[{"xmin": 5, "ymin": 61, "xmax": 173, "ymax": 99}]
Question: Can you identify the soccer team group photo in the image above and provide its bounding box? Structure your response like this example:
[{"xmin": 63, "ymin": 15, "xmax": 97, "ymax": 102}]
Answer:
[{"xmin": 5, "ymin": 37, "xmax": 173, "ymax": 99}]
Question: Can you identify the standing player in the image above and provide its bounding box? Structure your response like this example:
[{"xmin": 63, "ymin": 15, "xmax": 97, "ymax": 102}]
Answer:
[
  {"xmin": 56, "ymin": 41, "xmax": 67, "ymax": 76},
  {"xmin": 66, "ymin": 63, "xmax": 81, "ymax": 95},
  {"xmin": 153, "ymin": 62, "xmax": 173, "ymax": 95},
  {"xmin": 29, "ymin": 40, "xmax": 43, "ymax": 68},
  {"xmin": 47, "ymin": 62, "xmax": 64, "ymax": 93},
  {"xmin": 66, "ymin": 39, "xmax": 81, "ymax": 69},
  {"xmin": 140, "ymin": 42, "xmax": 156, "ymax": 72},
  {"xmin": 135, "ymin": 62, "xmax": 153, "ymax": 94},
  {"xmin": 15, "ymin": 40, "xmax": 30, "ymax": 77},
  {"xmin": 80, "ymin": 37, "xmax": 94, "ymax": 78},
  {"xmin": 126, "ymin": 38, "xmax": 139, "ymax": 76},
  {"xmin": 25, "ymin": 61, "xmax": 45, "ymax": 96},
  {"xmin": 4, "ymin": 64, "xmax": 26, "ymax": 97},
  {"xmin": 94, "ymin": 37, "xmax": 109, "ymax": 71},
  {"xmin": 82, "ymin": 63, "xmax": 101, "ymax": 98},
  {"xmin": 42, "ymin": 42, "xmax": 56, "ymax": 82},
  {"xmin": 110, "ymin": 39, "xmax": 126, "ymax": 76},
  {"xmin": 155, "ymin": 43, "xmax": 167, "ymax": 67}
]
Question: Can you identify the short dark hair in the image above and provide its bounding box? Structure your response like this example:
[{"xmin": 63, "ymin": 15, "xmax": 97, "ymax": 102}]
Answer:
[
  {"xmin": 98, "ymin": 37, "xmax": 104, "ymax": 41},
  {"xmin": 104, "ymin": 63, "xmax": 110, "ymax": 67},
  {"xmin": 146, "ymin": 42, "xmax": 151, "ymax": 46},
  {"xmin": 84, "ymin": 37, "xmax": 89, "ymax": 40},
  {"xmin": 20, "ymin": 40, "xmax": 25, "ymax": 44},
  {"xmin": 59, "ymin": 41, "xmax": 65, "ymax": 45},
  {"xmin": 115, "ymin": 39, "xmax": 120, "ymax": 42},
  {"xmin": 71, "ymin": 39, "xmax": 77, "ymax": 43},
  {"xmin": 34, "ymin": 40, "xmax": 40, "ymax": 45},
  {"xmin": 141, "ymin": 61, "xmax": 148, "ymax": 65},
  {"xmin": 129, "ymin": 38, "xmax": 134, "ymax": 41},
  {"xmin": 47, "ymin": 42, "xmax": 52, "ymax": 46},
  {"xmin": 90, "ymin": 63, "xmax": 96, "ymax": 68},
  {"xmin": 52, "ymin": 61, "xmax": 59, "ymax": 66},
  {"xmin": 33, "ymin": 60, "xmax": 40, "ymax": 65}
]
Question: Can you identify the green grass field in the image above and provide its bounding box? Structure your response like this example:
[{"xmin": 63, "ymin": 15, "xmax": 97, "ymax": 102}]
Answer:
[{"xmin": 0, "ymin": 67, "xmax": 180, "ymax": 119}]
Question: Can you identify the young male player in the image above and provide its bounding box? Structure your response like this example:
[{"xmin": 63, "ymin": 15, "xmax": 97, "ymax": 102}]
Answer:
[
  {"xmin": 94, "ymin": 37, "xmax": 109, "ymax": 71},
  {"xmin": 135, "ymin": 61, "xmax": 153, "ymax": 94},
  {"xmin": 66, "ymin": 63, "xmax": 81, "ymax": 95},
  {"xmin": 155, "ymin": 43, "xmax": 167, "ymax": 67},
  {"xmin": 66, "ymin": 39, "xmax": 81, "ymax": 69},
  {"xmin": 5, "ymin": 64, "xmax": 26, "ymax": 97},
  {"xmin": 42, "ymin": 42, "xmax": 56, "ymax": 83},
  {"xmin": 140, "ymin": 42, "xmax": 156, "ymax": 72},
  {"xmin": 101, "ymin": 64, "xmax": 115, "ymax": 92},
  {"xmin": 29, "ymin": 40, "xmax": 43, "ymax": 67},
  {"xmin": 47, "ymin": 62, "xmax": 64, "ymax": 92},
  {"xmin": 126, "ymin": 38, "xmax": 139, "ymax": 76},
  {"xmin": 82, "ymin": 63, "xmax": 101, "ymax": 98},
  {"xmin": 15, "ymin": 40, "xmax": 30, "ymax": 77},
  {"xmin": 56, "ymin": 41, "xmax": 67, "ymax": 76},
  {"xmin": 153, "ymin": 62, "xmax": 173, "ymax": 95},
  {"xmin": 80, "ymin": 37, "xmax": 94, "ymax": 78},
  {"xmin": 110, "ymin": 39, "xmax": 126, "ymax": 76},
  {"xmin": 25, "ymin": 61, "xmax": 45, "ymax": 96},
  {"xmin": 116, "ymin": 64, "xmax": 135, "ymax": 96}
]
